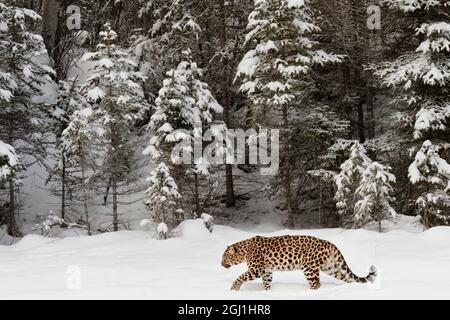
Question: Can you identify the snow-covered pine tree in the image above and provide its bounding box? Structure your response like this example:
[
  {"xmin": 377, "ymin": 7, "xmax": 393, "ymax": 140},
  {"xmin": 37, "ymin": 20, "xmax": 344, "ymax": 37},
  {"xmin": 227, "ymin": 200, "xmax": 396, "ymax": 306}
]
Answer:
[
  {"xmin": 144, "ymin": 162, "xmax": 183, "ymax": 232},
  {"xmin": 134, "ymin": 0, "xmax": 202, "ymax": 89},
  {"xmin": 334, "ymin": 141, "xmax": 373, "ymax": 227},
  {"xmin": 355, "ymin": 162, "xmax": 396, "ymax": 231},
  {"xmin": 299, "ymin": 107, "xmax": 350, "ymax": 226},
  {"xmin": 47, "ymin": 78, "xmax": 89, "ymax": 220},
  {"xmin": 62, "ymin": 107, "xmax": 95, "ymax": 235},
  {"xmin": 0, "ymin": 3, "xmax": 54, "ymax": 236},
  {"xmin": 374, "ymin": 0, "xmax": 450, "ymax": 226},
  {"xmin": 408, "ymin": 140, "xmax": 450, "ymax": 227},
  {"xmin": 139, "ymin": 0, "xmax": 254, "ymax": 210},
  {"xmin": 236, "ymin": 0, "xmax": 342, "ymax": 227},
  {"xmin": 0, "ymin": 142, "xmax": 21, "ymax": 236},
  {"xmin": 144, "ymin": 49, "xmax": 225, "ymax": 221},
  {"xmin": 82, "ymin": 22, "xmax": 150, "ymax": 231},
  {"xmin": 140, "ymin": 0, "xmax": 201, "ymax": 56},
  {"xmin": 0, "ymin": 141, "xmax": 19, "ymax": 181}
]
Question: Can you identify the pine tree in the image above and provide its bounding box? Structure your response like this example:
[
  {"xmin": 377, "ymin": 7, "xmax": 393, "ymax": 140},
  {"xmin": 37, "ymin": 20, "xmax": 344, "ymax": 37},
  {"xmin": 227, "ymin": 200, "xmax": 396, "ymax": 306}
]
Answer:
[
  {"xmin": 144, "ymin": 49, "xmax": 225, "ymax": 220},
  {"xmin": 334, "ymin": 141, "xmax": 373, "ymax": 227},
  {"xmin": 299, "ymin": 107, "xmax": 350, "ymax": 226},
  {"xmin": 236, "ymin": 0, "xmax": 342, "ymax": 227},
  {"xmin": 47, "ymin": 78, "xmax": 89, "ymax": 220},
  {"xmin": 140, "ymin": 0, "xmax": 201, "ymax": 55},
  {"xmin": 0, "ymin": 141, "xmax": 19, "ymax": 181},
  {"xmin": 374, "ymin": 0, "xmax": 450, "ymax": 226},
  {"xmin": 62, "ymin": 107, "xmax": 95, "ymax": 235},
  {"xmin": 82, "ymin": 22, "xmax": 150, "ymax": 231},
  {"xmin": 0, "ymin": 3, "xmax": 54, "ymax": 236},
  {"xmin": 408, "ymin": 140, "xmax": 450, "ymax": 227},
  {"xmin": 0, "ymin": 140, "xmax": 20, "ymax": 230},
  {"xmin": 355, "ymin": 162, "xmax": 396, "ymax": 231},
  {"xmin": 138, "ymin": 0, "xmax": 254, "ymax": 209},
  {"xmin": 144, "ymin": 162, "xmax": 183, "ymax": 230}
]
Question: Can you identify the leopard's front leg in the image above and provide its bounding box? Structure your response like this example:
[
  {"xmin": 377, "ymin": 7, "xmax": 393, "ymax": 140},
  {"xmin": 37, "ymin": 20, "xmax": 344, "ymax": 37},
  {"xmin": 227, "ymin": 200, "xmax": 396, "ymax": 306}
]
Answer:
[{"xmin": 231, "ymin": 268, "xmax": 262, "ymax": 291}]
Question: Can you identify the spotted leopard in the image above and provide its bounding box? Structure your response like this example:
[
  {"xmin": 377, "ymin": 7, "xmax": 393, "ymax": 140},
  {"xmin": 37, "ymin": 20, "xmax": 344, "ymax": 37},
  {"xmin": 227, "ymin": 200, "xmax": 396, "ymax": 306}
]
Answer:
[{"xmin": 221, "ymin": 235, "xmax": 377, "ymax": 291}]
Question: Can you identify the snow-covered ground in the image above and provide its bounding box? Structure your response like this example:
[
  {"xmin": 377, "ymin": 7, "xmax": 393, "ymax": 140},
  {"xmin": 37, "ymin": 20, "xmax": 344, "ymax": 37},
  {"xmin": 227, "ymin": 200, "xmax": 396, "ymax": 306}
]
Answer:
[{"xmin": 0, "ymin": 216, "xmax": 449, "ymax": 300}]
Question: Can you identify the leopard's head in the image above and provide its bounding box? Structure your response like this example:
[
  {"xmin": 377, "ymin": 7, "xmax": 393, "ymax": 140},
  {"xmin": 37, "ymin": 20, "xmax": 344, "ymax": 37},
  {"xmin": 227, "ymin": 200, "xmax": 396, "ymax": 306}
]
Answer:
[{"xmin": 221, "ymin": 243, "xmax": 246, "ymax": 268}]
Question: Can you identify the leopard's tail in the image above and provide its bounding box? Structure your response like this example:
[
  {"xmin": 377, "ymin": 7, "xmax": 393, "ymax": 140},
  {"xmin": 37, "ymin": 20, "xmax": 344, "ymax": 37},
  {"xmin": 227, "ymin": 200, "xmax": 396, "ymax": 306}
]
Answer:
[
  {"xmin": 365, "ymin": 265, "xmax": 378, "ymax": 283},
  {"xmin": 322, "ymin": 251, "xmax": 378, "ymax": 284}
]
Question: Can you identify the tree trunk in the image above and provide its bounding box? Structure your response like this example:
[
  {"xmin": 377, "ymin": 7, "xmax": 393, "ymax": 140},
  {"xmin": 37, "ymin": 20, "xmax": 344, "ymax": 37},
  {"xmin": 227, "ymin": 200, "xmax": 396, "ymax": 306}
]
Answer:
[
  {"xmin": 282, "ymin": 106, "xmax": 294, "ymax": 228},
  {"xmin": 111, "ymin": 159, "xmax": 119, "ymax": 231},
  {"xmin": 367, "ymin": 86, "xmax": 375, "ymax": 140},
  {"xmin": 112, "ymin": 169, "xmax": 118, "ymax": 232},
  {"xmin": 7, "ymin": 115, "xmax": 18, "ymax": 237},
  {"xmin": 7, "ymin": 177, "xmax": 18, "ymax": 236},
  {"xmin": 41, "ymin": 0, "xmax": 60, "ymax": 55},
  {"xmin": 225, "ymin": 165, "xmax": 235, "ymax": 207},
  {"xmin": 61, "ymin": 150, "xmax": 66, "ymax": 220},
  {"xmin": 194, "ymin": 172, "xmax": 201, "ymax": 215},
  {"xmin": 319, "ymin": 182, "xmax": 323, "ymax": 227},
  {"xmin": 110, "ymin": 123, "xmax": 119, "ymax": 232},
  {"xmin": 219, "ymin": 0, "xmax": 236, "ymax": 208},
  {"xmin": 356, "ymin": 67, "xmax": 366, "ymax": 143},
  {"xmin": 112, "ymin": 0, "xmax": 124, "ymax": 32},
  {"xmin": 378, "ymin": 212, "xmax": 382, "ymax": 233},
  {"xmin": 223, "ymin": 86, "xmax": 236, "ymax": 207},
  {"xmin": 80, "ymin": 150, "xmax": 91, "ymax": 236}
]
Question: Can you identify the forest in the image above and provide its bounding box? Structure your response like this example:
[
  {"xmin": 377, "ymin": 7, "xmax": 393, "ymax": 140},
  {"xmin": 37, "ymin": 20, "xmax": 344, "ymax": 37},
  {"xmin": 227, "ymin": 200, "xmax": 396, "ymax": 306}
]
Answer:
[
  {"xmin": 0, "ymin": 0, "xmax": 449, "ymax": 237},
  {"xmin": 0, "ymin": 0, "xmax": 449, "ymax": 300}
]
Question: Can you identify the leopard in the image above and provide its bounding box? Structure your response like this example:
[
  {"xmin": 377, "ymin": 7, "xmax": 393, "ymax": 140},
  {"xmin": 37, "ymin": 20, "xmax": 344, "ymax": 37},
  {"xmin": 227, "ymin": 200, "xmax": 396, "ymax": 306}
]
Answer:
[{"xmin": 221, "ymin": 235, "xmax": 377, "ymax": 291}]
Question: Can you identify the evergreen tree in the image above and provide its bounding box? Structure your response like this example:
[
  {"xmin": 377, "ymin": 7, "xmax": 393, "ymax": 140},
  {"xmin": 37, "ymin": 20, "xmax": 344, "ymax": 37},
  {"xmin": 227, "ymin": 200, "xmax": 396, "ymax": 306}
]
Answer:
[
  {"xmin": 144, "ymin": 162, "xmax": 183, "ymax": 230},
  {"xmin": 334, "ymin": 141, "xmax": 372, "ymax": 227},
  {"xmin": 374, "ymin": 0, "xmax": 450, "ymax": 226},
  {"xmin": 82, "ymin": 22, "xmax": 150, "ymax": 231},
  {"xmin": 62, "ymin": 107, "xmax": 96, "ymax": 235},
  {"xmin": 144, "ymin": 49, "xmax": 225, "ymax": 221},
  {"xmin": 0, "ymin": 140, "xmax": 20, "ymax": 229},
  {"xmin": 138, "ymin": 0, "xmax": 254, "ymax": 209},
  {"xmin": 141, "ymin": 0, "xmax": 201, "ymax": 55},
  {"xmin": 236, "ymin": 0, "xmax": 342, "ymax": 227},
  {"xmin": 0, "ymin": 3, "xmax": 54, "ymax": 236},
  {"xmin": 298, "ymin": 107, "xmax": 350, "ymax": 226},
  {"xmin": 47, "ymin": 78, "xmax": 89, "ymax": 220},
  {"xmin": 408, "ymin": 140, "xmax": 450, "ymax": 227},
  {"xmin": 0, "ymin": 141, "xmax": 19, "ymax": 181},
  {"xmin": 355, "ymin": 162, "xmax": 396, "ymax": 231}
]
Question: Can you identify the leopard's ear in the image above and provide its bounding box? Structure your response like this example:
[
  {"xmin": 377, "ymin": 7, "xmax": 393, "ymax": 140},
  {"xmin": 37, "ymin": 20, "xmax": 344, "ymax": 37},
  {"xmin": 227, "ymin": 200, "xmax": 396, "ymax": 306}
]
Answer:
[{"xmin": 229, "ymin": 246, "xmax": 236, "ymax": 254}]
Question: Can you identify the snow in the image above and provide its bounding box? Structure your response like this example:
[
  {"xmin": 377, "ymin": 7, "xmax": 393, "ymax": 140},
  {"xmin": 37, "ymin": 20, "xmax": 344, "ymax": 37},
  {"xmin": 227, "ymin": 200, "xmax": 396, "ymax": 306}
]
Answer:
[
  {"xmin": 172, "ymin": 218, "xmax": 212, "ymax": 240},
  {"xmin": 201, "ymin": 213, "xmax": 214, "ymax": 224},
  {"xmin": 86, "ymin": 87, "xmax": 106, "ymax": 101},
  {"xmin": 0, "ymin": 140, "xmax": 19, "ymax": 179},
  {"xmin": 0, "ymin": 218, "xmax": 449, "ymax": 299},
  {"xmin": 140, "ymin": 219, "xmax": 152, "ymax": 228},
  {"xmin": 0, "ymin": 140, "xmax": 18, "ymax": 167},
  {"xmin": 0, "ymin": 21, "xmax": 8, "ymax": 32},
  {"xmin": 157, "ymin": 222, "xmax": 168, "ymax": 234},
  {"xmin": 414, "ymin": 104, "xmax": 450, "ymax": 139},
  {"xmin": 287, "ymin": 0, "xmax": 305, "ymax": 8},
  {"xmin": 236, "ymin": 50, "xmax": 259, "ymax": 79}
]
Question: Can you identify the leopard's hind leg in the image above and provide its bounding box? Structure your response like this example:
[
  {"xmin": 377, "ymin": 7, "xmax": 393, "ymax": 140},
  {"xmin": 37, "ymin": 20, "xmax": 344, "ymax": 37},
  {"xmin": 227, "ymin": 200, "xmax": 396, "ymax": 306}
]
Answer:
[{"xmin": 304, "ymin": 266, "xmax": 321, "ymax": 289}]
